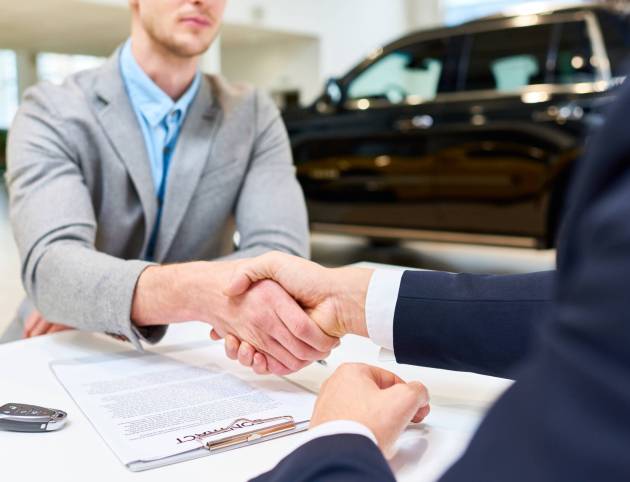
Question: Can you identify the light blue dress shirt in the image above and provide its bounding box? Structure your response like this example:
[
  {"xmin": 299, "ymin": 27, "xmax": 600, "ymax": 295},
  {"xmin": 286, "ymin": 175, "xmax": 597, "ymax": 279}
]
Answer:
[{"xmin": 119, "ymin": 39, "xmax": 201, "ymax": 260}]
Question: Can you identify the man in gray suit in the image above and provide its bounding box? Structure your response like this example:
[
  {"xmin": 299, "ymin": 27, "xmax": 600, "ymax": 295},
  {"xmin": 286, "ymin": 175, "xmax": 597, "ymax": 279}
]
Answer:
[{"xmin": 3, "ymin": 0, "xmax": 337, "ymax": 374}]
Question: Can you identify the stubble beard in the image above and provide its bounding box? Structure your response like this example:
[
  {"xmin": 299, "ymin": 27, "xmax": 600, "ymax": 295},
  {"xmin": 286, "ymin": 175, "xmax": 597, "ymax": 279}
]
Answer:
[{"xmin": 146, "ymin": 20, "xmax": 217, "ymax": 59}]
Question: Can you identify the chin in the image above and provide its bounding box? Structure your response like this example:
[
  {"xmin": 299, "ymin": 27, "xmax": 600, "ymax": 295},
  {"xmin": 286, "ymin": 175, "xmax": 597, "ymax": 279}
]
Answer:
[{"xmin": 170, "ymin": 37, "xmax": 214, "ymax": 57}]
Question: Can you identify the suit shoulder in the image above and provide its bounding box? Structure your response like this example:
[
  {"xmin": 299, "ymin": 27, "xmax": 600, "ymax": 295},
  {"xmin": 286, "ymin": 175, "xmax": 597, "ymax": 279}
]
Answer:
[
  {"xmin": 206, "ymin": 74, "xmax": 277, "ymax": 117},
  {"xmin": 206, "ymin": 74, "xmax": 255, "ymax": 103},
  {"xmin": 19, "ymin": 67, "xmax": 99, "ymax": 120}
]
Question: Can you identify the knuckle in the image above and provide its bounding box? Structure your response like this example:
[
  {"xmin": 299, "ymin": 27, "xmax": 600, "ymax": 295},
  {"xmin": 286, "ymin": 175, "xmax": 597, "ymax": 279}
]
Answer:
[
  {"xmin": 283, "ymin": 355, "xmax": 301, "ymax": 373},
  {"xmin": 293, "ymin": 319, "xmax": 310, "ymax": 340},
  {"xmin": 267, "ymin": 251, "xmax": 282, "ymax": 263},
  {"xmin": 255, "ymin": 283, "xmax": 276, "ymax": 304},
  {"xmin": 337, "ymin": 363, "xmax": 354, "ymax": 374}
]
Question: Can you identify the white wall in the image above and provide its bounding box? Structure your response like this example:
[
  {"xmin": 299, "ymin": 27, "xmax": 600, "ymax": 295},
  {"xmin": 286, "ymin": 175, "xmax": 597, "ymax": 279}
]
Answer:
[
  {"xmin": 220, "ymin": 0, "xmax": 443, "ymax": 104},
  {"xmin": 222, "ymin": 38, "xmax": 321, "ymax": 104},
  {"xmin": 224, "ymin": 0, "xmax": 413, "ymax": 79}
]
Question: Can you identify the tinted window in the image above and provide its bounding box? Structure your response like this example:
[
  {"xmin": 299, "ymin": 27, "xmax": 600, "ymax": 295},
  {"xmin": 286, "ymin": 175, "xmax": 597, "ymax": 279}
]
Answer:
[
  {"xmin": 347, "ymin": 38, "xmax": 450, "ymax": 103},
  {"xmin": 464, "ymin": 23, "xmax": 553, "ymax": 92},
  {"xmin": 597, "ymin": 12, "xmax": 630, "ymax": 77},
  {"xmin": 550, "ymin": 21, "xmax": 596, "ymax": 84}
]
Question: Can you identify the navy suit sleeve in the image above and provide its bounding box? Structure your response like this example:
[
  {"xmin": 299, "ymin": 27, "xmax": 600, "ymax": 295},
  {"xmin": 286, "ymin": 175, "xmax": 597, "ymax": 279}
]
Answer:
[
  {"xmin": 250, "ymin": 435, "xmax": 394, "ymax": 482},
  {"xmin": 394, "ymin": 270, "xmax": 554, "ymax": 378},
  {"xmin": 439, "ymin": 82, "xmax": 630, "ymax": 481}
]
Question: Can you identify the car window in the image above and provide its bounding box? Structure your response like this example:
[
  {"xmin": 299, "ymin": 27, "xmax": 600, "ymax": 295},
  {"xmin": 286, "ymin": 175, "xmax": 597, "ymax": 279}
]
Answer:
[
  {"xmin": 347, "ymin": 38, "xmax": 450, "ymax": 104},
  {"xmin": 464, "ymin": 23, "xmax": 553, "ymax": 92},
  {"xmin": 596, "ymin": 12, "xmax": 630, "ymax": 77},
  {"xmin": 550, "ymin": 21, "xmax": 596, "ymax": 84}
]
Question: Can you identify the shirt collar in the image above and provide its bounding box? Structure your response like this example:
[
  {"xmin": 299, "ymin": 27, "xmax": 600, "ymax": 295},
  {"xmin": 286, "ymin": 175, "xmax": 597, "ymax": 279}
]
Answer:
[{"xmin": 119, "ymin": 39, "xmax": 201, "ymax": 128}]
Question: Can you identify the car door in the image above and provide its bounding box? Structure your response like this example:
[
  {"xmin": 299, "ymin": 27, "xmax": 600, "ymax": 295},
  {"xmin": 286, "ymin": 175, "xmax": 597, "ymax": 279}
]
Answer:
[
  {"xmin": 432, "ymin": 13, "xmax": 602, "ymax": 244},
  {"xmin": 295, "ymin": 35, "xmax": 457, "ymax": 231}
]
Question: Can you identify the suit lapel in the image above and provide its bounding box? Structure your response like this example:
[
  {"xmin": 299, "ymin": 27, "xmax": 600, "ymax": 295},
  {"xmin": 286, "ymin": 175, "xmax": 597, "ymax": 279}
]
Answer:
[
  {"xmin": 154, "ymin": 76, "xmax": 222, "ymax": 261},
  {"xmin": 93, "ymin": 52, "xmax": 157, "ymax": 254}
]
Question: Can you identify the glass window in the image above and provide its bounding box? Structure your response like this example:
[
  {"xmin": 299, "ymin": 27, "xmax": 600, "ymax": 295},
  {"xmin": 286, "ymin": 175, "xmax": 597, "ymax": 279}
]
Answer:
[
  {"xmin": 550, "ymin": 21, "xmax": 596, "ymax": 84},
  {"xmin": 347, "ymin": 38, "xmax": 450, "ymax": 104},
  {"xmin": 464, "ymin": 23, "xmax": 553, "ymax": 92},
  {"xmin": 597, "ymin": 12, "xmax": 630, "ymax": 77},
  {"xmin": 37, "ymin": 53, "xmax": 105, "ymax": 85},
  {"xmin": 0, "ymin": 50, "xmax": 18, "ymax": 129},
  {"xmin": 442, "ymin": 0, "xmax": 589, "ymax": 26}
]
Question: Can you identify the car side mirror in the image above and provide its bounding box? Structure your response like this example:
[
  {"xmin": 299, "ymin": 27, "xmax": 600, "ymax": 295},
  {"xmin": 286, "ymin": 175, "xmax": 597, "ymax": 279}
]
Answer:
[
  {"xmin": 316, "ymin": 78, "xmax": 346, "ymax": 114},
  {"xmin": 325, "ymin": 78, "xmax": 345, "ymax": 107}
]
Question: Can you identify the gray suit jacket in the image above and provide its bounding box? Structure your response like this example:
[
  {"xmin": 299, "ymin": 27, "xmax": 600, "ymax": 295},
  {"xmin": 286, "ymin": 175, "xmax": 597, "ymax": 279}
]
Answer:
[{"xmin": 4, "ymin": 51, "xmax": 309, "ymax": 348}]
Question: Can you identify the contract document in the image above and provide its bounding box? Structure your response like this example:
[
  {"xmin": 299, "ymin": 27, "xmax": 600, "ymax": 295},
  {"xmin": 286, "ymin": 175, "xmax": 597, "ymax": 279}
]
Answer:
[{"xmin": 50, "ymin": 341, "xmax": 316, "ymax": 471}]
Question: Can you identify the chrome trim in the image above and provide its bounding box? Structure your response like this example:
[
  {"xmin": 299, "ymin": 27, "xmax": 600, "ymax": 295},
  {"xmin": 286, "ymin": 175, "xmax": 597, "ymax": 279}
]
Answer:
[
  {"xmin": 311, "ymin": 223, "xmax": 541, "ymax": 249},
  {"xmin": 345, "ymin": 80, "xmax": 616, "ymax": 111},
  {"xmin": 584, "ymin": 11, "xmax": 612, "ymax": 82},
  {"xmin": 0, "ymin": 413, "xmax": 52, "ymax": 422},
  {"xmin": 477, "ymin": 2, "xmax": 606, "ymax": 21}
]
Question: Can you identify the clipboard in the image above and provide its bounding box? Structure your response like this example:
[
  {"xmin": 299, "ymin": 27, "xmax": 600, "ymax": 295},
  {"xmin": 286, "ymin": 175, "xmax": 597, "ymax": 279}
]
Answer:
[
  {"xmin": 49, "ymin": 341, "xmax": 322, "ymax": 473},
  {"xmin": 128, "ymin": 416, "xmax": 310, "ymax": 472}
]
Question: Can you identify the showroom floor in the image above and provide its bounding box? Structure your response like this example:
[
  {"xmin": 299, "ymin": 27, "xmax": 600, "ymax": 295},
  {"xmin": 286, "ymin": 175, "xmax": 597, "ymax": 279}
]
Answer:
[{"xmin": 0, "ymin": 183, "xmax": 555, "ymax": 337}]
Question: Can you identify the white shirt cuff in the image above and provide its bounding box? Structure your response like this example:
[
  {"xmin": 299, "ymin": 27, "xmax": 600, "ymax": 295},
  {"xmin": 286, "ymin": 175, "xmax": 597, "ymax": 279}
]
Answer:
[
  {"xmin": 300, "ymin": 420, "xmax": 377, "ymax": 446},
  {"xmin": 365, "ymin": 269, "xmax": 404, "ymax": 351}
]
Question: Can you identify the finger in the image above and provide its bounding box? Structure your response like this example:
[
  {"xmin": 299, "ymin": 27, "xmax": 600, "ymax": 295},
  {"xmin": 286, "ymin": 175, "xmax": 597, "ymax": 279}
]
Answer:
[
  {"xmin": 210, "ymin": 329, "xmax": 223, "ymax": 341},
  {"xmin": 385, "ymin": 381, "xmax": 430, "ymax": 424},
  {"xmin": 261, "ymin": 325, "xmax": 311, "ymax": 372},
  {"xmin": 224, "ymin": 334, "xmax": 241, "ymax": 360},
  {"xmin": 23, "ymin": 311, "xmax": 43, "ymax": 338},
  {"xmin": 270, "ymin": 314, "xmax": 330, "ymax": 362},
  {"xmin": 29, "ymin": 320, "xmax": 53, "ymax": 338},
  {"xmin": 237, "ymin": 341, "xmax": 255, "ymax": 367},
  {"xmin": 365, "ymin": 364, "xmax": 408, "ymax": 390},
  {"xmin": 258, "ymin": 334, "xmax": 309, "ymax": 375},
  {"xmin": 47, "ymin": 324, "xmax": 73, "ymax": 334},
  {"xmin": 412, "ymin": 404, "xmax": 431, "ymax": 424},
  {"xmin": 247, "ymin": 304, "xmax": 308, "ymax": 367},
  {"xmin": 252, "ymin": 353, "xmax": 269, "ymax": 375},
  {"xmin": 274, "ymin": 296, "xmax": 339, "ymax": 354},
  {"xmin": 264, "ymin": 355, "xmax": 293, "ymax": 376}
]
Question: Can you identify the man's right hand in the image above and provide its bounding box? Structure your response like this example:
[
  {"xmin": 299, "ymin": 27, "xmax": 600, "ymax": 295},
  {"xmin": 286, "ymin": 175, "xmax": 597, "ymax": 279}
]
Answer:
[
  {"xmin": 215, "ymin": 252, "xmax": 374, "ymax": 373},
  {"xmin": 131, "ymin": 261, "xmax": 339, "ymax": 375},
  {"xmin": 225, "ymin": 252, "xmax": 374, "ymax": 338}
]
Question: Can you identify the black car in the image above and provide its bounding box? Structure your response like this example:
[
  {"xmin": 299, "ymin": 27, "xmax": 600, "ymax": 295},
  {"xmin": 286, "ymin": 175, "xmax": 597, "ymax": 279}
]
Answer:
[{"xmin": 284, "ymin": 3, "xmax": 630, "ymax": 248}]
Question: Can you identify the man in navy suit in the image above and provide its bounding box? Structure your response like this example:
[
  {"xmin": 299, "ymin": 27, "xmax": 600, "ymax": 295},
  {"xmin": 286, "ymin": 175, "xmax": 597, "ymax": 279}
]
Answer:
[{"xmin": 216, "ymin": 76, "xmax": 630, "ymax": 480}]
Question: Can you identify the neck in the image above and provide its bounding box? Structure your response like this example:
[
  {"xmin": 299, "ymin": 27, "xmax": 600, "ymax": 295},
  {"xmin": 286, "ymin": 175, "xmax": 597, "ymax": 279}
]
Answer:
[{"xmin": 130, "ymin": 31, "xmax": 199, "ymax": 100}]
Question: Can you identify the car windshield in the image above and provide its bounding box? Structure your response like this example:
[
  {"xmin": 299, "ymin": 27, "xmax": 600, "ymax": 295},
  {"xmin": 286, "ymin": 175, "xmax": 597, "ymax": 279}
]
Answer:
[{"xmin": 347, "ymin": 38, "xmax": 450, "ymax": 103}]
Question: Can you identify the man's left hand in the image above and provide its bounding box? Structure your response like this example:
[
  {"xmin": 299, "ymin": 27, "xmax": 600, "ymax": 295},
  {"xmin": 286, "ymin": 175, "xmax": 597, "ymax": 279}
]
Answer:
[
  {"xmin": 23, "ymin": 310, "xmax": 74, "ymax": 338},
  {"xmin": 311, "ymin": 363, "xmax": 430, "ymax": 458}
]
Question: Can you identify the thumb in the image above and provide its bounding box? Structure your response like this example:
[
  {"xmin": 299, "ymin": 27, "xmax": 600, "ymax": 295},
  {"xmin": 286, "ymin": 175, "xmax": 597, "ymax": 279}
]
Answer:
[
  {"xmin": 224, "ymin": 270, "xmax": 255, "ymax": 297},
  {"xmin": 223, "ymin": 255, "xmax": 277, "ymax": 297}
]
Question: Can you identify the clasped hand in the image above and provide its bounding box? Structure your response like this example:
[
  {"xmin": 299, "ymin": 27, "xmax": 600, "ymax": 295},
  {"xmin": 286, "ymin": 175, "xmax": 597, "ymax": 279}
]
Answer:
[{"xmin": 215, "ymin": 252, "xmax": 430, "ymax": 456}]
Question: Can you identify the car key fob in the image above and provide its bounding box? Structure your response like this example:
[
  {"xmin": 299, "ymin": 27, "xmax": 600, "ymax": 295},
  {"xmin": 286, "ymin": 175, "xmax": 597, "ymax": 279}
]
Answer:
[{"xmin": 0, "ymin": 403, "xmax": 67, "ymax": 432}]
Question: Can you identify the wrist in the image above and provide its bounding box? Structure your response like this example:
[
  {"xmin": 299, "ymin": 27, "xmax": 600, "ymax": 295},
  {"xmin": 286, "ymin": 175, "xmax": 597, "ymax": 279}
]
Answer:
[
  {"xmin": 331, "ymin": 268, "xmax": 373, "ymax": 338},
  {"xmin": 132, "ymin": 261, "xmax": 229, "ymax": 327}
]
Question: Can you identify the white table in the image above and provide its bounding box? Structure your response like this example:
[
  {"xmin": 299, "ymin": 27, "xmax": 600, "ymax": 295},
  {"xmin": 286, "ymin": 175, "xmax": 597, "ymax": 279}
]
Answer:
[{"xmin": 0, "ymin": 319, "xmax": 511, "ymax": 482}]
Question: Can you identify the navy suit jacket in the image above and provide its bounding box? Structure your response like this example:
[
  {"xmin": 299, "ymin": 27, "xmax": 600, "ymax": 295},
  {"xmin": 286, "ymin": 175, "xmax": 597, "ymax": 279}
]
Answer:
[{"xmin": 253, "ymin": 80, "xmax": 630, "ymax": 481}]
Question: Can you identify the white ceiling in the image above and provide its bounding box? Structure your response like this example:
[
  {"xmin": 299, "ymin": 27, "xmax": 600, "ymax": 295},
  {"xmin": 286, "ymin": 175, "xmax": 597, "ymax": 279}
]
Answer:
[
  {"xmin": 0, "ymin": 0, "xmax": 130, "ymax": 56},
  {"xmin": 0, "ymin": 0, "xmax": 317, "ymax": 57}
]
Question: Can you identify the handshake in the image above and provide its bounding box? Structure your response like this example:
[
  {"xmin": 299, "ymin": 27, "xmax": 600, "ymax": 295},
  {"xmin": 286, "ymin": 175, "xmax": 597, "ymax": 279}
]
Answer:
[
  {"xmin": 212, "ymin": 252, "xmax": 371, "ymax": 375},
  {"xmin": 204, "ymin": 252, "xmax": 431, "ymax": 456},
  {"xmin": 25, "ymin": 252, "xmax": 431, "ymax": 456}
]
